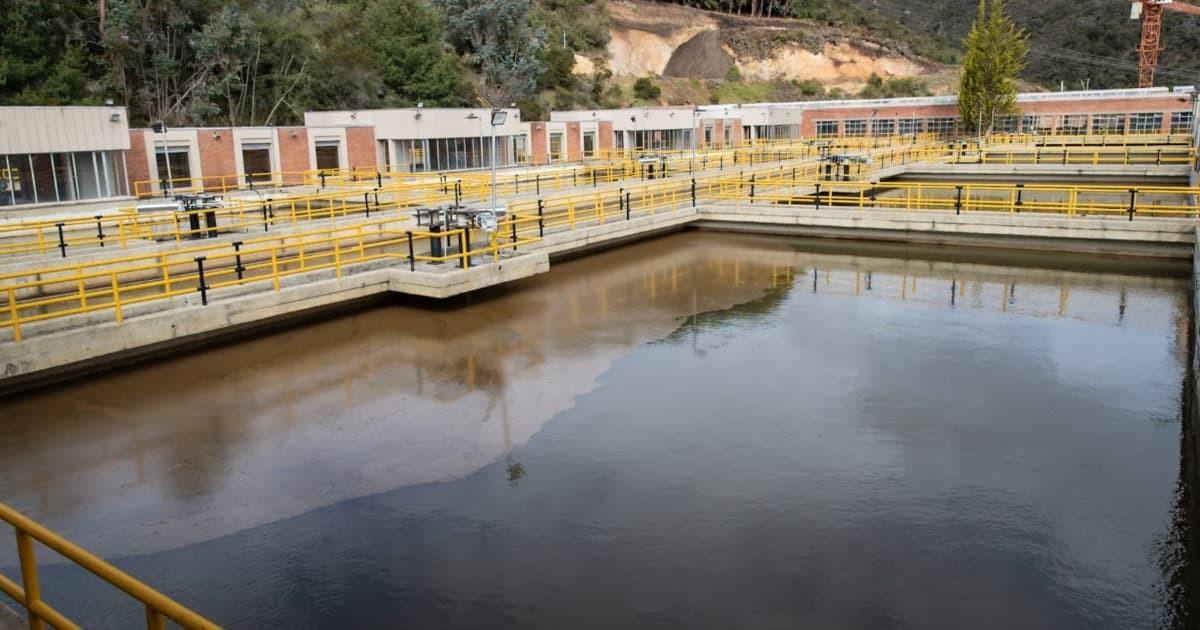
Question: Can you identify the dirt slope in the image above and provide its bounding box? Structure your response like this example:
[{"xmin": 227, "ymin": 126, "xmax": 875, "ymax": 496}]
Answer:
[{"xmin": 597, "ymin": 0, "xmax": 942, "ymax": 92}]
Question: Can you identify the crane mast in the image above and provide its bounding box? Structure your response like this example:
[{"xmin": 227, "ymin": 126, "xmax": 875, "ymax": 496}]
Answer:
[{"xmin": 1131, "ymin": 0, "xmax": 1200, "ymax": 88}]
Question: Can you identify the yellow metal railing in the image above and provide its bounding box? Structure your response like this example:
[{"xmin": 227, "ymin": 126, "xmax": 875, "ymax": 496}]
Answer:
[
  {"xmin": 710, "ymin": 176, "xmax": 1200, "ymax": 219},
  {"xmin": 3, "ymin": 140, "xmax": 920, "ymax": 260},
  {"xmin": 971, "ymin": 145, "xmax": 1195, "ymax": 166},
  {"xmin": 133, "ymin": 169, "xmax": 324, "ymax": 198},
  {"xmin": 2, "ymin": 136, "xmax": 1194, "ymax": 341},
  {"xmin": 0, "ymin": 182, "xmax": 457, "ymax": 258},
  {"xmin": 0, "ymin": 501, "xmax": 220, "ymax": 629}
]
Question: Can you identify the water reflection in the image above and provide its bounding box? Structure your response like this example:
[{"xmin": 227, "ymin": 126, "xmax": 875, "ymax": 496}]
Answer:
[
  {"xmin": 0, "ymin": 232, "xmax": 1193, "ymax": 629},
  {"xmin": 1160, "ymin": 373, "xmax": 1200, "ymax": 629}
]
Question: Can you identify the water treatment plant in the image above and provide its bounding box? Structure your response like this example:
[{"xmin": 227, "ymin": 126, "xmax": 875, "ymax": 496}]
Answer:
[{"xmin": 2, "ymin": 84, "xmax": 1200, "ymax": 628}]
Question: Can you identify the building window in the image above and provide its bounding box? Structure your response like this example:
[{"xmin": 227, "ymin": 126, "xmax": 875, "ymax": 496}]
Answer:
[
  {"xmin": 723, "ymin": 125, "xmax": 732, "ymax": 146},
  {"xmin": 898, "ymin": 119, "xmax": 923, "ymax": 135},
  {"xmin": 843, "ymin": 120, "xmax": 867, "ymax": 137},
  {"xmin": 871, "ymin": 119, "xmax": 895, "ymax": 136},
  {"xmin": 582, "ymin": 132, "xmax": 595, "ymax": 157},
  {"xmin": 315, "ymin": 141, "xmax": 341, "ymax": 170},
  {"xmin": 2, "ymin": 155, "xmax": 34, "ymax": 205},
  {"xmin": 1170, "ymin": 111, "xmax": 1194, "ymax": 134},
  {"xmin": 1060, "ymin": 114, "xmax": 1087, "ymax": 135},
  {"xmin": 1130, "ymin": 112, "xmax": 1163, "ymax": 134},
  {"xmin": 1092, "ymin": 114, "xmax": 1125, "ymax": 134},
  {"xmin": 549, "ymin": 133, "xmax": 564, "ymax": 160},
  {"xmin": 514, "ymin": 136, "xmax": 528, "ymax": 162},
  {"xmin": 1027, "ymin": 115, "xmax": 1054, "ymax": 135},
  {"xmin": 241, "ymin": 143, "xmax": 272, "ymax": 182},
  {"xmin": 993, "ymin": 115, "xmax": 1018, "ymax": 133},
  {"xmin": 927, "ymin": 117, "xmax": 957, "ymax": 135},
  {"xmin": 154, "ymin": 146, "xmax": 192, "ymax": 192},
  {"xmin": 2, "ymin": 151, "xmax": 126, "ymax": 206},
  {"xmin": 815, "ymin": 121, "xmax": 838, "ymax": 137}
]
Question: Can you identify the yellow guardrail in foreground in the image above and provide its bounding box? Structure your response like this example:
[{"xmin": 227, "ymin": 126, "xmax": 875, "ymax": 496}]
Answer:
[{"xmin": 0, "ymin": 501, "xmax": 220, "ymax": 629}]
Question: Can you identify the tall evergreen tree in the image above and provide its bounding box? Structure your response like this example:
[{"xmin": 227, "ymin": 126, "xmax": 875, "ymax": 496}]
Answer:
[
  {"xmin": 366, "ymin": 0, "xmax": 468, "ymax": 106},
  {"xmin": 958, "ymin": 0, "xmax": 1027, "ymax": 134}
]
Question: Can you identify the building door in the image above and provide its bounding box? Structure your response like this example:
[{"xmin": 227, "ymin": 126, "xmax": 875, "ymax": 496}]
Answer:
[
  {"xmin": 315, "ymin": 141, "xmax": 341, "ymax": 171},
  {"xmin": 154, "ymin": 146, "xmax": 192, "ymax": 191},
  {"xmin": 242, "ymin": 143, "xmax": 272, "ymax": 183},
  {"xmin": 583, "ymin": 132, "xmax": 596, "ymax": 157}
]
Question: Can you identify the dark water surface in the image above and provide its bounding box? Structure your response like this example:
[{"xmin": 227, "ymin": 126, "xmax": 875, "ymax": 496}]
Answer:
[{"xmin": 1, "ymin": 232, "xmax": 1196, "ymax": 629}]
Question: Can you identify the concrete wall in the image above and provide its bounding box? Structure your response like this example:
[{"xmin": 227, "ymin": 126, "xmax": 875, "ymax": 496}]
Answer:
[
  {"xmin": 0, "ymin": 106, "xmax": 130, "ymax": 154},
  {"xmin": 305, "ymin": 108, "xmax": 523, "ymax": 141}
]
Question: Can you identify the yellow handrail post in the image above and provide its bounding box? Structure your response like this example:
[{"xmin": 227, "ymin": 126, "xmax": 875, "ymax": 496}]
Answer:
[
  {"xmin": 334, "ymin": 239, "xmax": 342, "ymax": 278},
  {"xmin": 7, "ymin": 287, "xmax": 21, "ymax": 343},
  {"xmin": 111, "ymin": 272, "xmax": 123, "ymax": 323},
  {"xmin": 146, "ymin": 607, "xmax": 166, "ymax": 630},
  {"xmin": 77, "ymin": 266, "xmax": 87, "ymax": 310},
  {"xmin": 271, "ymin": 249, "xmax": 280, "ymax": 291},
  {"xmin": 16, "ymin": 531, "xmax": 46, "ymax": 630}
]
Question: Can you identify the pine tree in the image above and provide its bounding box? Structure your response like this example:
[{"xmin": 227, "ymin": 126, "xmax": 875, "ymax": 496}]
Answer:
[{"xmin": 958, "ymin": 0, "xmax": 1027, "ymax": 135}]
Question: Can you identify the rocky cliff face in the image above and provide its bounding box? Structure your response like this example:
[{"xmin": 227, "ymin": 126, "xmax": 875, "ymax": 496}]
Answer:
[{"xmin": 594, "ymin": 0, "xmax": 942, "ymax": 93}]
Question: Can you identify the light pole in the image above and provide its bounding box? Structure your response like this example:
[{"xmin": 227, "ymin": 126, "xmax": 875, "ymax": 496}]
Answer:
[
  {"xmin": 466, "ymin": 112, "xmax": 482, "ymax": 170},
  {"xmin": 489, "ymin": 108, "xmax": 507, "ymax": 211},
  {"xmin": 152, "ymin": 121, "xmax": 173, "ymax": 195},
  {"xmin": 691, "ymin": 106, "xmax": 699, "ymax": 174}
]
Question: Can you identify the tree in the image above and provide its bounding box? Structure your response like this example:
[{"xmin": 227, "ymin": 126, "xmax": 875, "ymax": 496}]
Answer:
[
  {"xmin": 366, "ymin": 0, "xmax": 467, "ymax": 106},
  {"xmin": 191, "ymin": 4, "xmax": 261, "ymax": 126},
  {"xmin": 958, "ymin": 0, "xmax": 1027, "ymax": 135},
  {"xmin": 0, "ymin": 0, "xmax": 97, "ymax": 105},
  {"xmin": 440, "ymin": 0, "xmax": 546, "ymax": 106}
]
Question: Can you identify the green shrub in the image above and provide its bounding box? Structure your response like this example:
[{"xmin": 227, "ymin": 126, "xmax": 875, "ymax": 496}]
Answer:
[{"xmin": 632, "ymin": 77, "xmax": 661, "ymax": 101}]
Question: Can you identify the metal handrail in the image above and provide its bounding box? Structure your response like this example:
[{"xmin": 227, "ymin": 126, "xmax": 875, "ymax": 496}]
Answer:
[{"xmin": 0, "ymin": 501, "xmax": 220, "ymax": 629}]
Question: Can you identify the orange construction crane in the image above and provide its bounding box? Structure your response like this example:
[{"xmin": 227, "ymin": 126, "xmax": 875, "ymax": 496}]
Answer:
[{"xmin": 1131, "ymin": 0, "xmax": 1200, "ymax": 87}]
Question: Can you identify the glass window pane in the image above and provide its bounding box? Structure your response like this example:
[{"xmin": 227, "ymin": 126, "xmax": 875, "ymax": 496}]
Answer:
[
  {"xmin": 1171, "ymin": 112, "xmax": 1194, "ymax": 134},
  {"xmin": 74, "ymin": 151, "xmax": 101, "ymax": 199},
  {"xmin": 31, "ymin": 154, "xmax": 56, "ymax": 203},
  {"xmin": 5, "ymin": 155, "xmax": 36, "ymax": 204},
  {"xmin": 1, "ymin": 156, "xmax": 14, "ymax": 206},
  {"xmin": 53, "ymin": 153, "xmax": 76, "ymax": 201}
]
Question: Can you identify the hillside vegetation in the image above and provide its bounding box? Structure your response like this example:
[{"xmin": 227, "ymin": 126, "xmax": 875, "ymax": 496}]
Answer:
[
  {"xmin": 841, "ymin": 0, "xmax": 1200, "ymax": 88},
  {"xmin": 7, "ymin": 0, "xmax": 1157, "ymax": 127}
]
